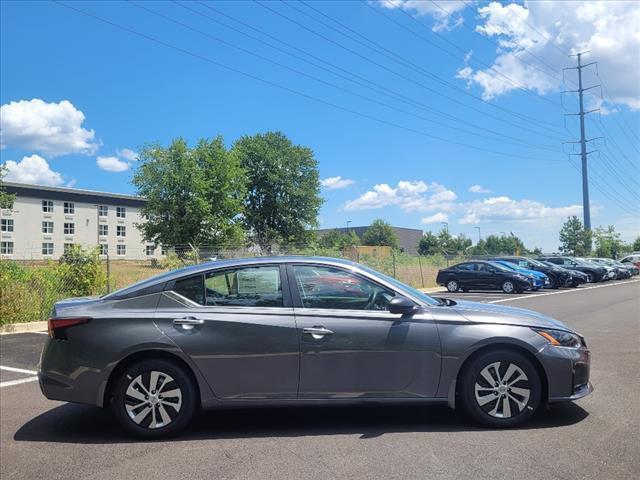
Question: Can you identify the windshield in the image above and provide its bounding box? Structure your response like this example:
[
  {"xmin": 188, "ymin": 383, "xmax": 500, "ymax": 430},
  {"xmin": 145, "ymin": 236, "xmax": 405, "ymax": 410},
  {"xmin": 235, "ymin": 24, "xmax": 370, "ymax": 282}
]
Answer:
[
  {"xmin": 487, "ymin": 261, "xmax": 514, "ymax": 272},
  {"xmin": 525, "ymin": 258, "xmax": 547, "ymax": 267},
  {"xmin": 494, "ymin": 261, "xmax": 517, "ymax": 271},
  {"xmin": 358, "ymin": 265, "xmax": 441, "ymax": 306}
]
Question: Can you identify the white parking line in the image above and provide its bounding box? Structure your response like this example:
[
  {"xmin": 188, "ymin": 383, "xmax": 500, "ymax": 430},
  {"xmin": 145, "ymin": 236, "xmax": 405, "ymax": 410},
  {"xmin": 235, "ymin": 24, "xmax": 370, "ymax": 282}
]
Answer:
[
  {"xmin": 0, "ymin": 376, "xmax": 39, "ymax": 388},
  {"xmin": 0, "ymin": 365, "xmax": 38, "ymax": 375},
  {"xmin": 488, "ymin": 279, "xmax": 640, "ymax": 304}
]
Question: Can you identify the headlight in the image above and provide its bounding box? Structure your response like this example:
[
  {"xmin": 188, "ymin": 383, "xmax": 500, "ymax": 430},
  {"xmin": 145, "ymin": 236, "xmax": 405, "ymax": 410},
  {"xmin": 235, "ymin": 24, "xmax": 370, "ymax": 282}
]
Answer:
[{"xmin": 532, "ymin": 328, "xmax": 582, "ymax": 348}]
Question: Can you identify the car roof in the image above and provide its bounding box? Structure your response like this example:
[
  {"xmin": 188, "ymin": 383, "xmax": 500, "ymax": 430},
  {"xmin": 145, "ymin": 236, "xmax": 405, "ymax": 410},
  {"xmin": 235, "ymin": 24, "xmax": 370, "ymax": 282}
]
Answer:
[{"xmin": 103, "ymin": 256, "xmax": 369, "ymax": 300}]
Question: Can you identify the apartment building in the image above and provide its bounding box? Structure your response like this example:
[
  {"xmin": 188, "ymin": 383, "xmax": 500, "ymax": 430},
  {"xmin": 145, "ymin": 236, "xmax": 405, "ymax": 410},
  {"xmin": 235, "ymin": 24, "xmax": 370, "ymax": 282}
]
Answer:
[{"xmin": 0, "ymin": 182, "xmax": 162, "ymax": 260}]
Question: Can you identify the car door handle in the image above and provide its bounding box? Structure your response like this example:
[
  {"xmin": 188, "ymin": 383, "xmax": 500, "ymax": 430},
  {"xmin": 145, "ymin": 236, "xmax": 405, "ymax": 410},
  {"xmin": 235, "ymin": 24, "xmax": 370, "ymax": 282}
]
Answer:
[
  {"xmin": 303, "ymin": 327, "xmax": 334, "ymax": 339},
  {"xmin": 173, "ymin": 317, "xmax": 204, "ymax": 329}
]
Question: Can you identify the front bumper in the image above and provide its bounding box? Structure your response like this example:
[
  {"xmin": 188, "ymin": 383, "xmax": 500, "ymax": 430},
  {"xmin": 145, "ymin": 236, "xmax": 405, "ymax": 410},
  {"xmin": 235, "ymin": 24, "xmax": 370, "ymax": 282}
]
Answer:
[{"xmin": 537, "ymin": 342, "xmax": 593, "ymax": 403}]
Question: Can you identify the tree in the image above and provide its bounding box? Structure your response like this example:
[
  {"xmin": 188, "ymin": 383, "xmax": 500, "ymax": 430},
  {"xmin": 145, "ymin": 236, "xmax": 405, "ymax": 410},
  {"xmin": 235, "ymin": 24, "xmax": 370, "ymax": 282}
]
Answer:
[
  {"xmin": 318, "ymin": 229, "xmax": 360, "ymax": 250},
  {"xmin": 632, "ymin": 236, "xmax": 640, "ymax": 252},
  {"xmin": 0, "ymin": 165, "xmax": 16, "ymax": 209},
  {"xmin": 559, "ymin": 216, "xmax": 592, "ymax": 256},
  {"xmin": 232, "ymin": 132, "xmax": 322, "ymax": 249},
  {"xmin": 593, "ymin": 225, "xmax": 624, "ymax": 258},
  {"xmin": 362, "ymin": 219, "xmax": 399, "ymax": 248},
  {"xmin": 417, "ymin": 231, "xmax": 440, "ymax": 255},
  {"xmin": 133, "ymin": 137, "xmax": 246, "ymax": 249}
]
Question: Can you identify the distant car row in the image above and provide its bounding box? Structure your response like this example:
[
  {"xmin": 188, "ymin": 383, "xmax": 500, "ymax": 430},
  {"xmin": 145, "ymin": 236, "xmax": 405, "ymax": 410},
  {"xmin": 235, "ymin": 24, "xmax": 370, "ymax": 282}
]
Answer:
[{"xmin": 436, "ymin": 255, "xmax": 639, "ymax": 294}]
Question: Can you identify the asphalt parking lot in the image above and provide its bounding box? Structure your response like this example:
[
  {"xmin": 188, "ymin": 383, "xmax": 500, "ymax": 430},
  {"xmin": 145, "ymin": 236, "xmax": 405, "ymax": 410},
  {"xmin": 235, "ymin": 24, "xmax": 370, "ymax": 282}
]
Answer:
[{"xmin": 1, "ymin": 278, "xmax": 638, "ymax": 480}]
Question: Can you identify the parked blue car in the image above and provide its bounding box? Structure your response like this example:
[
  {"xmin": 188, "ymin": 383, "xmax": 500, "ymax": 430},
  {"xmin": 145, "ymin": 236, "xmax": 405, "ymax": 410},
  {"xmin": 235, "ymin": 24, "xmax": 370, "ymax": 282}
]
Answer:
[{"xmin": 492, "ymin": 260, "xmax": 549, "ymax": 290}]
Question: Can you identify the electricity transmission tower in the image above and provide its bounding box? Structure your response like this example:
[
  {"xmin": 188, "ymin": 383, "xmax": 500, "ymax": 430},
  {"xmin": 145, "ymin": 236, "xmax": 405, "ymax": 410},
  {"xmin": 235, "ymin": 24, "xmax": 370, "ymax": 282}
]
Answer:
[{"xmin": 563, "ymin": 52, "xmax": 600, "ymax": 231}]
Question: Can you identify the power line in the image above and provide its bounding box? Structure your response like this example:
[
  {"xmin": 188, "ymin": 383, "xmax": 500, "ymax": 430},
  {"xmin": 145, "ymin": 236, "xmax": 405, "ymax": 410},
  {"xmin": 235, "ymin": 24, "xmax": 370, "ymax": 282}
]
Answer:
[
  {"xmin": 52, "ymin": 1, "xmax": 564, "ymax": 163},
  {"xmin": 292, "ymin": 0, "xmax": 565, "ymax": 139},
  {"xmin": 365, "ymin": 0, "xmax": 566, "ymax": 111},
  {"xmin": 132, "ymin": 1, "xmax": 560, "ymax": 153}
]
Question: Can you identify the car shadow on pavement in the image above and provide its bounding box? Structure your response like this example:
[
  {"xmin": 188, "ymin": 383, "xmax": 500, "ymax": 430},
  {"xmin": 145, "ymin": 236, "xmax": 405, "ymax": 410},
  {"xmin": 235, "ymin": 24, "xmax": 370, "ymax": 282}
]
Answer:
[{"xmin": 14, "ymin": 402, "xmax": 589, "ymax": 444}]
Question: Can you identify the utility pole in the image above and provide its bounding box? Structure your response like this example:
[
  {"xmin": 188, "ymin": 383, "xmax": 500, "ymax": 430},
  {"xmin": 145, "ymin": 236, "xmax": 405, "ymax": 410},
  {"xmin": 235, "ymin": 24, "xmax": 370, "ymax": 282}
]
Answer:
[
  {"xmin": 563, "ymin": 52, "xmax": 600, "ymax": 231},
  {"xmin": 474, "ymin": 226, "xmax": 481, "ymax": 243}
]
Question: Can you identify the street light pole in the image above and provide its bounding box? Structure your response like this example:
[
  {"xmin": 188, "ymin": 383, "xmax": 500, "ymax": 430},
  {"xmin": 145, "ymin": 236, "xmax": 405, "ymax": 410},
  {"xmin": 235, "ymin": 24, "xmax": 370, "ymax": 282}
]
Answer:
[
  {"xmin": 474, "ymin": 226, "xmax": 481, "ymax": 243},
  {"xmin": 346, "ymin": 220, "xmax": 352, "ymax": 234},
  {"xmin": 441, "ymin": 222, "xmax": 449, "ymax": 233}
]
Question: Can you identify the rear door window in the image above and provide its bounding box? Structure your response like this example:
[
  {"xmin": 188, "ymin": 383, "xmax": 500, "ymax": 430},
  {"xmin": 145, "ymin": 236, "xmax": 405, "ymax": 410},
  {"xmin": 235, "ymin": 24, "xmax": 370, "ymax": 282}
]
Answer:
[
  {"xmin": 204, "ymin": 266, "xmax": 283, "ymax": 307},
  {"xmin": 173, "ymin": 275, "xmax": 205, "ymax": 305}
]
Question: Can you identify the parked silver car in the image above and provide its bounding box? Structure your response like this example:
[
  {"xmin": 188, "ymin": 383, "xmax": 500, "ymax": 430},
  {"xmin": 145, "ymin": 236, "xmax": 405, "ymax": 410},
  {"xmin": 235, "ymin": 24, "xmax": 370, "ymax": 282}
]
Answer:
[{"xmin": 39, "ymin": 257, "xmax": 592, "ymax": 438}]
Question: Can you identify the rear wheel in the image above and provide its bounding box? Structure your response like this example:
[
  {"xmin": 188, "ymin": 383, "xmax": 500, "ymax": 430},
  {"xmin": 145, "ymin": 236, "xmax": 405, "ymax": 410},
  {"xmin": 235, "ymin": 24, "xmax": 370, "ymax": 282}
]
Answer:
[
  {"xmin": 446, "ymin": 279, "xmax": 460, "ymax": 292},
  {"xmin": 112, "ymin": 358, "xmax": 198, "ymax": 438},
  {"xmin": 459, "ymin": 350, "xmax": 541, "ymax": 428}
]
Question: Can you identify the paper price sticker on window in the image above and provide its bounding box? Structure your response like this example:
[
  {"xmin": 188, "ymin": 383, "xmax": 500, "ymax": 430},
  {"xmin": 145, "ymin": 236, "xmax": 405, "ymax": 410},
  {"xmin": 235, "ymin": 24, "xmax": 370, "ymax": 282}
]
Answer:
[{"xmin": 237, "ymin": 268, "xmax": 281, "ymax": 295}]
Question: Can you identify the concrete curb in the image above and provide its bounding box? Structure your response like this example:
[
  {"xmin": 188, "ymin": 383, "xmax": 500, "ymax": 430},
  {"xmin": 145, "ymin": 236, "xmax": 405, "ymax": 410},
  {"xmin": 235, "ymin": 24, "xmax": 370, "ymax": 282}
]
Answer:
[
  {"xmin": 0, "ymin": 321, "xmax": 48, "ymax": 334},
  {"xmin": 419, "ymin": 287, "xmax": 445, "ymax": 293}
]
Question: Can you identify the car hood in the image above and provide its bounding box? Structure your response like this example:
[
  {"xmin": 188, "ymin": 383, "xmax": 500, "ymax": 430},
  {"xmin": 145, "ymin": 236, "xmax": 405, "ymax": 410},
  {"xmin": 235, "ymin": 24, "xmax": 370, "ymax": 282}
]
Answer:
[{"xmin": 450, "ymin": 299, "xmax": 573, "ymax": 332}]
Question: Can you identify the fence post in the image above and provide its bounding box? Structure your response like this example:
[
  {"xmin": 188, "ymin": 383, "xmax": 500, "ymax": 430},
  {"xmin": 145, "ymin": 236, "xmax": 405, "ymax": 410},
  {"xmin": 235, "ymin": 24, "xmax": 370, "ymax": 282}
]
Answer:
[
  {"xmin": 392, "ymin": 250, "xmax": 397, "ymax": 279},
  {"xmin": 418, "ymin": 255, "xmax": 425, "ymax": 288},
  {"xmin": 106, "ymin": 252, "xmax": 111, "ymax": 294}
]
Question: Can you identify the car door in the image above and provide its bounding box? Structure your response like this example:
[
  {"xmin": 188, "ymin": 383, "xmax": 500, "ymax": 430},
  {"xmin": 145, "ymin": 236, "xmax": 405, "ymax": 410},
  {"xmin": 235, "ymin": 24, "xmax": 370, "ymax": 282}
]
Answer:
[
  {"xmin": 288, "ymin": 264, "xmax": 441, "ymax": 399},
  {"xmin": 154, "ymin": 264, "xmax": 300, "ymax": 400},
  {"xmin": 474, "ymin": 263, "xmax": 497, "ymax": 288},
  {"xmin": 455, "ymin": 263, "xmax": 476, "ymax": 288}
]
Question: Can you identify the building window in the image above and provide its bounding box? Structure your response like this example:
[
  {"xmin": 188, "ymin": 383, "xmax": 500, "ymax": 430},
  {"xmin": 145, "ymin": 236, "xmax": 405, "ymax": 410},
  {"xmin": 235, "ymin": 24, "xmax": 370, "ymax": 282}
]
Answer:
[
  {"xmin": 42, "ymin": 221, "xmax": 54, "ymax": 234},
  {"xmin": 0, "ymin": 241, "xmax": 13, "ymax": 254},
  {"xmin": 64, "ymin": 223, "xmax": 75, "ymax": 235},
  {"xmin": 116, "ymin": 225, "xmax": 126, "ymax": 237},
  {"xmin": 99, "ymin": 244, "xmax": 108, "ymax": 256},
  {"xmin": 98, "ymin": 205, "xmax": 108, "ymax": 217},
  {"xmin": 64, "ymin": 202, "xmax": 75, "ymax": 214},
  {"xmin": 98, "ymin": 224, "xmax": 108, "ymax": 236},
  {"xmin": 1, "ymin": 219, "xmax": 14, "ymax": 232},
  {"xmin": 117, "ymin": 244, "xmax": 126, "ymax": 256},
  {"xmin": 42, "ymin": 243, "xmax": 54, "ymax": 256},
  {"xmin": 42, "ymin": 200, "xmax": 53, "ymax": 213},
  {"xmin": 64, "ymin": 243, "xmax": 75, "ymax": 254},
  {"xmin": 116, "ymin": 206, "xmax": 126, "ymax": 218},
  {"xmin": 146, "ymin": 245, "xmax": 155, "ymax": 256}
]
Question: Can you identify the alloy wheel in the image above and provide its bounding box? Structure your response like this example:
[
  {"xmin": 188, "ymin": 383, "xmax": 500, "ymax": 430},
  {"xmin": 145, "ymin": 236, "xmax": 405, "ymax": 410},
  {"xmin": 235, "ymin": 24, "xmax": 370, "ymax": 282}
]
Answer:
[
  {"xmin": 502, "ymin": 281, "xmax": 514, "ymax": 293},
  {"xmin": 474, "ymin": 362, "xmax": 530, "ymax": 419},
  {"xmin": 124, "ymin": 371, "xmax": 183, "ymax": 429},
  {"xmin": 447, "ymin": 280, "xmax": 459, "ymax": 292}
]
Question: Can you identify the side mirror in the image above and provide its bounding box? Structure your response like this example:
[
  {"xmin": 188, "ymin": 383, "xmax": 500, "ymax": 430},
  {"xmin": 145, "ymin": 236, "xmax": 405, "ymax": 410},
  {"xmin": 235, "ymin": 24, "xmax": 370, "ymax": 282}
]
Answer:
[{"xmin": 389, "ymin": 296, "xmax": 418, "ymax": 315}]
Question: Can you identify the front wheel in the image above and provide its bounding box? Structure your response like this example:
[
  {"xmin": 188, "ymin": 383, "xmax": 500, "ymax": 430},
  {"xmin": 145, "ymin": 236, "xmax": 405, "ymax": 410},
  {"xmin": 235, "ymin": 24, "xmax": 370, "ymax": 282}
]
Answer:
[
  {"xmin": 112, "ymin": 358, "xmax": 198, "ymax": 438},
  {"xmin": 459, "ymin": 350, "xmax": 541, "ymax": 428},
  {"xmin": 501, "ymin": 280, "xmax": 516, "ymax": 294}
]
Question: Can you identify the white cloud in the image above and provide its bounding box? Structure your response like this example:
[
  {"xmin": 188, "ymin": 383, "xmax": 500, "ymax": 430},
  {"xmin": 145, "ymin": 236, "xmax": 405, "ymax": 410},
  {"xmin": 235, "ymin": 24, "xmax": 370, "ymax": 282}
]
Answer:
[
  {"xmin": 421, "ymin": 212, "xmax": 449, "ymax": 224},
  {"xmin": 377, "ymin": 0, "xmax": 468, "ymax": 31},
  {"xmin": 344, "ymin": 180, "xmax": 457, "ymax": 212},
  {"xmin": 460, "ymin": 1, "xmax": 640, "ymax": 109},
  {"xmin": 3, "ymin": 154, "xmax": 64, "ymax": 186},
  {"xmin": 96, "ymin": 156, "xmax": 130, "ymax": 172},
  {"xmin": 0, "ymin": 99, "xmax": 100, "ymax": 155},
  {"xmin": 116, "ymin": 148, "xmax": 138, "ymax": 162},
  {"xmin": 469, "ymin": 184, "xmax": 492, "ymax": 193},
  {"xmin": 458, "ymin": 196, "xmax": 583, "ymax": 224},
  {"xmin": 321, "ymin": 176, "xmax": 355, "ymax": 189}
]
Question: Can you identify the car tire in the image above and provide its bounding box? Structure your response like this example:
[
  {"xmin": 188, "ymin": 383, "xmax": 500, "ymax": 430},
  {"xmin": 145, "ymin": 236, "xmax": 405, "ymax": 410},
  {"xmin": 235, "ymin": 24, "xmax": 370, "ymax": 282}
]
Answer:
[
  {"xmin": 446, "ymin": 279, "xmax": 460, "ymax": 292},
  {"xmin": 112, "ymin": 358, "xmax": 198, "ymax": 439},
  {"xmin": 501, "ymin": 280, "xmax": 516, "ymax": 294},
  {"xmin": 459, "ymin": 349, "xmax": 541, "ymax": 428}
]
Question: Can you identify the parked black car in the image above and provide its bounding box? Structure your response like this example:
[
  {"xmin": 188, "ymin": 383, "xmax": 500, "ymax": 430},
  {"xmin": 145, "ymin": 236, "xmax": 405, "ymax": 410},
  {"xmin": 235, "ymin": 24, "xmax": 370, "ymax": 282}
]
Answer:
[
  {"xmin": 436, "ymin": 260, "xmax": 533, "ymax": 293},
  {"xmin": 538, "ymin": 256, "xmax": 608, "ymax": 283},
  {"xmin": 493, "ymin": 256, "xmax": 571, "ymax": 289}
]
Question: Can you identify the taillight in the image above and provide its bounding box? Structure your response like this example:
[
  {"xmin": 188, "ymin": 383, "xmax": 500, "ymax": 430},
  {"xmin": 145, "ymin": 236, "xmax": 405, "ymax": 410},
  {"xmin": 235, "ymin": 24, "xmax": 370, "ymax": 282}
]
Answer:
[{"xmin": 48, "ymin": 317, "xmax": 91, "ymax": 339}]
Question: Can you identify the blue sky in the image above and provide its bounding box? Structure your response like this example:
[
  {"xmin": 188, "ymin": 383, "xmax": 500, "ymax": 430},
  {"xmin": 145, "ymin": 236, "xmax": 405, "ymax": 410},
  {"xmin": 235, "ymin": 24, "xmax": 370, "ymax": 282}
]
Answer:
[{"xmin": 1, "ymin": 1, "xmax": 638, "ymax": 251}]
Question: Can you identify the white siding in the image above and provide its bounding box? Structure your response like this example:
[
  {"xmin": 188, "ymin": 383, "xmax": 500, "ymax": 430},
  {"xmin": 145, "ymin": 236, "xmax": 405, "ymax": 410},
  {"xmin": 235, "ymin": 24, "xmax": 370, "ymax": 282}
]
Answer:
[{"xmin": 0, "ymin": 192, "xmax": 161, "ymax": 260}]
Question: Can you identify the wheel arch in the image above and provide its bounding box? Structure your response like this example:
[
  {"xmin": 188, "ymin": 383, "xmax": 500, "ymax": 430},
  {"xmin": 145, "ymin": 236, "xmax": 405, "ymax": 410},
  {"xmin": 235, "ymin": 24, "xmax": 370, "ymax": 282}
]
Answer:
[
  {"xmin": 102, "ymin": 349, "xmax": 203, "ymax": 409},
  {"xmin": 452, "ymin": 342, "xmax": 549, "ymax": 408}
]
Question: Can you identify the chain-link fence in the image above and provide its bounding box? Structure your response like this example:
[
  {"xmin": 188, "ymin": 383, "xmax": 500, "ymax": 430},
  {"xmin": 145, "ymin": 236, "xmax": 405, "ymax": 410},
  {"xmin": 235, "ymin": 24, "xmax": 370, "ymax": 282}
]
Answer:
[{"xmin": 0, "ymin": 245, "xmax": 472, "ymax": 325}]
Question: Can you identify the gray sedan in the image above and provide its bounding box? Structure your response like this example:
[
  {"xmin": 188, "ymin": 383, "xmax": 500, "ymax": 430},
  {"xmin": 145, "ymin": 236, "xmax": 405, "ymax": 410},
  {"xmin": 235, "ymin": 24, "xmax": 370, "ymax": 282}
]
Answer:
[{"xmin": 39, "ymin": 257, "xmax": 592, "ymax": 438}]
